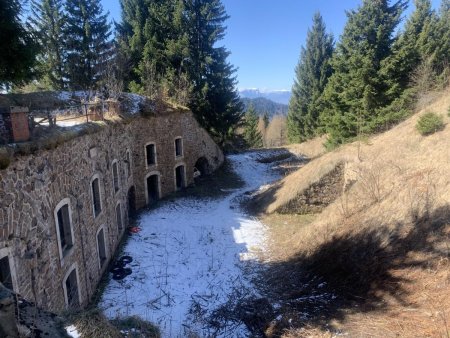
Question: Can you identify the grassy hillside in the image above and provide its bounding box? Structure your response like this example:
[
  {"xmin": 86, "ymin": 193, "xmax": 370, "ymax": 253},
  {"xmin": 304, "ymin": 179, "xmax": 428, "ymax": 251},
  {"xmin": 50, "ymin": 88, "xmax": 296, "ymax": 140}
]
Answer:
[{"xmin": 251, "ymin": 88, "xmax": 450, "ymax": 337}]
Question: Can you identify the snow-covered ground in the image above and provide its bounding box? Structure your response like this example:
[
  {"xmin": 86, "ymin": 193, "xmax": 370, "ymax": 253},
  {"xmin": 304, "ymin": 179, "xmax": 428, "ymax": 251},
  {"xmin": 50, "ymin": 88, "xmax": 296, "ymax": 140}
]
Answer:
[{"xmin": 99, "ymin": 151, "xmax": 282, "ymax": 337}]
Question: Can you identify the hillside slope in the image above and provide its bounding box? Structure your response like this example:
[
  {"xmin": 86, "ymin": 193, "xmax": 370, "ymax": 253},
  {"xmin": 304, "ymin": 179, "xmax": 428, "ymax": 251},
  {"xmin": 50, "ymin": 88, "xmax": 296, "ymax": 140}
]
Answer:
[{"xmin": 252, "ymin": 88, "xmax": 450, "ymax": 337}]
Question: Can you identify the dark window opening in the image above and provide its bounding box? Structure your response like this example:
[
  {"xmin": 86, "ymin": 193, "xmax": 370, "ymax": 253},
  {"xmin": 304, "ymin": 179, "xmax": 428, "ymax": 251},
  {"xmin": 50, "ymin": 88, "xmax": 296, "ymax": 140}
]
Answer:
[
  {"xmin": 0, "ymin": 256, "xmax": 13, "ymax": 290},
  {"xmin": 146, "ymin": 144, "xmax": 156, "ymax": 166},
  {"xmin": 97, "ymin": 229, "xmax": 107, "ymax": 268},
  {"xmin": 92, "ymin": 178, "xmax": 102, "ymax": 216},
  {"xmin": 112, "ymin": 162, "xmax": 119, "ymax": 192},
  {"xmin": 175, "ymin": 165, "xmax": 185, "ymax": 190},
  {"xmin": 128, "ymin": 186, "xmax": 136, "ymax": 217},
  {"xmin": 175, "ymin": 138, "xmax": 183, "ymax": 157},
  {"xmin": 126, "ymin": 151, "xmax": 131, "ymax": 177},
  {"xmin": 57, "ymin": 204, "xmax": 73, "ymax": 256},
  {"xmin": 65, "ymin": 269, "xmax": 79, "ymax": 308},
  {"xmin": 147, "ymin": 175, "xmax": 159, "ymax": 204},
  {"xmin": 116, "ymin": 204, "xmax": 123, "ymax": 232},
  {"xmin": 194, "ymin": 157, "xmax": 210, "ymax": 177}
]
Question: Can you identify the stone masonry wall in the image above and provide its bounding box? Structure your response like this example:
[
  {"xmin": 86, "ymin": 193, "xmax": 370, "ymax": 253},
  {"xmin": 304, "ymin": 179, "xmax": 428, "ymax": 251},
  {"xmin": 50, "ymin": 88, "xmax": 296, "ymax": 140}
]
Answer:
[{"xmin": 0, "ymin": 109, "xmax": 223, "ymax": 312}]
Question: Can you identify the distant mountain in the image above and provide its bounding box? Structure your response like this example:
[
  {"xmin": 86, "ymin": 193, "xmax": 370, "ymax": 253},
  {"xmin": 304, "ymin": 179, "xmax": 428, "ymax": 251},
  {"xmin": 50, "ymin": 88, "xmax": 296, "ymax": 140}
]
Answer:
[
  {"xmin": 239, "ymin": 89, "xmax": 291, "ymax": 105},
  {"xmin": 241, "ymin": 97, "xmax": 288, "ymax": 118}
]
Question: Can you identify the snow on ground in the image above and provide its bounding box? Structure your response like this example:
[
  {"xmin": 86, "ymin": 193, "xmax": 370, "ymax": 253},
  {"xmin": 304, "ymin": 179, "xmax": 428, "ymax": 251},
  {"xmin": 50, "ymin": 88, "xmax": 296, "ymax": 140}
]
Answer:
[
  {"xmin": 65, "ymin": 325, "xmax": 81, "ymax": 338},
  {"xmin": 99, "ymin": 151, "xmax": 282, "ymax": 337}
]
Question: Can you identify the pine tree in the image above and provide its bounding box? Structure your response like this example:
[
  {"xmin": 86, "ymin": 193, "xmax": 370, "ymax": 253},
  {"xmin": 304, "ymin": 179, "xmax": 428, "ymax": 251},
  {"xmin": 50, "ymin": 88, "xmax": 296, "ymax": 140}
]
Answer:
[
  {"xmin": 382, "ymin": 0, "xmax": 436, "ymax": 98},
  {"xmin": 432, "ymin": 0, "xmax": 450, "ymax": 80},
  {"xmin": 287, "ymin": 12, "xmax": 333, "ymax": 143},
  {"xmin": 64, "ymin": 0, "xmax": 111, "ymax": 90},
  {"xmin": 0, "ymin": 0, "xmax": 37, "ymax": 88},
  {"xmin": 30, "ymin": 0, "xmax": 65, "ymax": 90},
  {"xmin": 320, "ymin": 0, "xmax": 406, "ymax": 147},
  {"xmin": 185, "ymin": 0, "xmax": 243, "ymax": 144},
  {"xmin": 243, "ymin": 105, "xmax": 263, "ymax": 148},
  {"xmin": 116, "ymin": 0, "xmax": 149, "ymax": 89}
]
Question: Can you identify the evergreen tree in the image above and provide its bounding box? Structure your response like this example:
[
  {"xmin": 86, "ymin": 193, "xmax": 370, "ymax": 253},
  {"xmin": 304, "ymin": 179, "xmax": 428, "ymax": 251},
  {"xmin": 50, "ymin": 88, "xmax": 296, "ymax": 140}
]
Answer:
[
  {"xmin": 30, "ymin": 0, "xmax": 65, "ymax": 90},
  {"xmin": 287, "ymin": 12, "xmax": 333, "ymax": 143},
  {"xmin": 432, "ymin": 0, "xmax": 450, "ymax": 79},
  {"xmin": 0, "ymin": 0, "xmax": 37, "ymax": 88},
  {"xmin": 382, "ymin": 0, "xmax": 436, "ymax": 98},
  {"xmin": 320, "ymin": 0, "xmax": 406, "ymax": 147},
  {"xmin": 64, "ymin": 0, "xmax": 111, "ymax": 90},
  {"xmin": 185, "ymin": 0, "xmax": 243, "ymax": 144},
  {"xmin": 116, "ymin": 0, "xmax": 149, "ymax": 89},
  {"xmin": 263, "ymin": 112, "xmax": 270, "ymax": 129},
  {"xmin": 243, "ymin": 105, "xmax": 263, "ymax": 148}
]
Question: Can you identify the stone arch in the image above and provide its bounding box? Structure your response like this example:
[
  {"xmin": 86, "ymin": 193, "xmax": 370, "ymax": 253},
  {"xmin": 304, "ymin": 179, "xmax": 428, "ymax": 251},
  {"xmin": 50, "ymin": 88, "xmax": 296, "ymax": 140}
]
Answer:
[
  {"xmin": 145, "ymin": 171, "xmax": 161, "ymax": 205},
  {"xmin": 174, "ymin": 163, "xmax": 186, "ymax": 191},
  {"xmin": 127, "ymin": 186, "xmax": 136, "ymax": 216},
  {"xmin": 194, "ymin": 156, "xmax": 210, "ymax": 177}
]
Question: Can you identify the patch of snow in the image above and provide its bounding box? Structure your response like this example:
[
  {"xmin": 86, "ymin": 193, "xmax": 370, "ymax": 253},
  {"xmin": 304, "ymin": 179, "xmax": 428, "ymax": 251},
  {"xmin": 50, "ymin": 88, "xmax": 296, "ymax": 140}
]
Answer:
[
  {"xmin": 123, "ymin": 93, "xmax": 145, "ymax": 115},
  {"xmin": 99, "ymin": 150, "xmax": 283, "ymax": 337},
  {"xmin": 65, "ymin": 325, "xmax": 80, "ymax": 338}
]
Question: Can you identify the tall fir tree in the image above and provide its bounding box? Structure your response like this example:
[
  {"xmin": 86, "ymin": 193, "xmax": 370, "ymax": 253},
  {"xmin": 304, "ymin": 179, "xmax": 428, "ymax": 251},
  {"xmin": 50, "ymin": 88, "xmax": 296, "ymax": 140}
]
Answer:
[
  {"xmin": 30, "ymin": 0, "xmax": 66, "ymax": 90},
  {"xmin": 184, "ymin": 0, "xmax": 243, "ymax": 144},
  {"xmin": 382, "ymin": 0, "xmax": 437, "ymax": 98},
  {"xmin": 116, "ymin": 0, "xmax": 149, "ymax": 89},
  {"xmin": 287, "ymin": 12, "xmax": 334, "ymax": 143},
  {"xmin": 243, "ymin": 105, "xmax": 263, "ymax": 148},
  {"xmin": 0, "ymin": 0, "xmax": 37, "ymax": 88},
  {"xmin": 64, "ymin": 0, "xmax": 111, "ymax": 90},
  {"xmin": 432, "ymin": 0, "xmax": 450, "ymax": 80},
  {"xmin": 320, "ymin": 0, "xmax": 406, "ymax": 147}
]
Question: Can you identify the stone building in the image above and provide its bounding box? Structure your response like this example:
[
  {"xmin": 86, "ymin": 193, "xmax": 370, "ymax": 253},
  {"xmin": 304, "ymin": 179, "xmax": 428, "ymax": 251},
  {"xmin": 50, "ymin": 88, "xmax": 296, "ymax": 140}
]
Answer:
[{"xmin": 0, "ymin": 97, "xmax": 223, "ymax": 313}]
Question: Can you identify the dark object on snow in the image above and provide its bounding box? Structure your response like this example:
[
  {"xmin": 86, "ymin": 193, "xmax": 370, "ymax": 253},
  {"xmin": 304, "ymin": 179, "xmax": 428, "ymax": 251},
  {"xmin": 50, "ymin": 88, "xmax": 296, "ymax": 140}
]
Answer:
[
  {"xmin": 111, "ymin": 256, "xmax": 134, "ymax": 281},
  {"xmin": 119, "ymin": 255, "xmax": 133, "ymax": 265}
]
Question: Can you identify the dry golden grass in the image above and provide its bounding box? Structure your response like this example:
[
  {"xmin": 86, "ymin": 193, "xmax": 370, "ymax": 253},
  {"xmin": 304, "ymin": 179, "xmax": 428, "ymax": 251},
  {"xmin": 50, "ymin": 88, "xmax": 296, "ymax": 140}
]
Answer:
[
  {"xmin": 286, "ymin": 135, "xmax": 328, "ymax": 159},
  {"xmin": 255, "ymin": 87, "xmax": 450, "ymax": 337}
]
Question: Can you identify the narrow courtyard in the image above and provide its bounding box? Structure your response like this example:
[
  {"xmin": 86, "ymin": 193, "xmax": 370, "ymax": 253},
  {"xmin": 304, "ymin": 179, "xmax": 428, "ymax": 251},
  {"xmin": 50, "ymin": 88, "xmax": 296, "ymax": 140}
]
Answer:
[{"xmin": 99, "ymin": 151, "xmax": 283, "ymax": 337}]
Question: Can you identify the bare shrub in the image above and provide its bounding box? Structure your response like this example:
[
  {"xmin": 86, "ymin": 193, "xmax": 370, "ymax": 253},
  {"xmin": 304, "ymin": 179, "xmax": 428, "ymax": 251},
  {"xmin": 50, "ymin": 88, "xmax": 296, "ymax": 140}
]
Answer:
[
  {"xmin": 406, "ymin": 169, "xmax": 437, "ymax": 221},
  {"xmin": 411, "ymin": 58, "xmax": 436, "ymax": 94},
  {"xmin": 355, "ymin": 163, "xmax": 385, "ymax": 204},
  {"xmin": 102, "ymin": 56, "xmax": 125, "ymax": 100}
]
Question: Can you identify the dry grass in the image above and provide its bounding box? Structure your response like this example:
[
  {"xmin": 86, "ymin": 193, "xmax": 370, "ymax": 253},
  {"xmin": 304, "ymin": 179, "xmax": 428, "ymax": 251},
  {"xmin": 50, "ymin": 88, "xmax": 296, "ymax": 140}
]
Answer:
[
  {"xmin": 252, "ymin": 87, "xmax": 450, "ymax": 337},
  {"xmin": 286, "ymin": 135, "xmax": 328, "ymax": 159},
  {"xmin": 68, "ymin": 309, "xmax": 160, "ymax": 338}
]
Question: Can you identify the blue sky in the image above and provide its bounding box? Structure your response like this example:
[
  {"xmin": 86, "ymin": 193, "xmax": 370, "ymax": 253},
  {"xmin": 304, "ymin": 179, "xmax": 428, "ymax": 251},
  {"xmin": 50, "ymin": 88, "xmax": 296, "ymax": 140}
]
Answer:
[{"xmin": 101, "ymin": 0, "xmax": 442, "ymax": 91}]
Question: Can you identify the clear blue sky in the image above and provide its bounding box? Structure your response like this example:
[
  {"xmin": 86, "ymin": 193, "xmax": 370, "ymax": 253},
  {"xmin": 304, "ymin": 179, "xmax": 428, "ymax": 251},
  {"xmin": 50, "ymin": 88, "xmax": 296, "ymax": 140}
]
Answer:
[{"xmin": 101, "ymin": 0, "xmax": 442, "ymax": 91}]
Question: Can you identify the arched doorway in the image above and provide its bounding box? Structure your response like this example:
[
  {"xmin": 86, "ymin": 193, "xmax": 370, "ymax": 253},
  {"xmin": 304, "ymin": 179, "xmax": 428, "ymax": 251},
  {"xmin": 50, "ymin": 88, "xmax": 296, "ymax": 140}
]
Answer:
[
  {"xmin": 175, "ymin": 165, "xmax": 186, "ymax": 190},
  {"xmin": 146, "ymin": 174, "xmax": 160, "ymax": 205},
  {"xmin": 194, "ymin": 157, "xmax": 210, "ymax": 177},
  {"xmin": 127, "ymin": 186, "xmax": 136, "ymax": 216}
]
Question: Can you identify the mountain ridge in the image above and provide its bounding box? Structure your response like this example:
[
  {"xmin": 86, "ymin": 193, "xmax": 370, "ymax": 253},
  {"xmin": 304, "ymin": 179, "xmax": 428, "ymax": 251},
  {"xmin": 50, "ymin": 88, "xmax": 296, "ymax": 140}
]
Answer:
[{"xmin": 239, "ymin": 89, "xmax": 291, "ymax": 105}]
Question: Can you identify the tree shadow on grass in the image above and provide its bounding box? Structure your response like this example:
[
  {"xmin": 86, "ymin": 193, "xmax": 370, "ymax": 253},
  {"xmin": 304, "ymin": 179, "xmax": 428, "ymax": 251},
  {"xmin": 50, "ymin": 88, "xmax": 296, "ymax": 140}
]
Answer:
[{"xmin": 216, "ymin": 206, "xmax": 450, "ymax": 337}]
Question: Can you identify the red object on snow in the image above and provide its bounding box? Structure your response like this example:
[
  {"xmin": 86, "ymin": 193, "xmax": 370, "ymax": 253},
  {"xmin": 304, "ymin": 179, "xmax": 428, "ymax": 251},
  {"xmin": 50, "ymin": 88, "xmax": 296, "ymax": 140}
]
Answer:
[{"xmin": 129, "ymin": 226, "xmax": 141, "ymax": 233}]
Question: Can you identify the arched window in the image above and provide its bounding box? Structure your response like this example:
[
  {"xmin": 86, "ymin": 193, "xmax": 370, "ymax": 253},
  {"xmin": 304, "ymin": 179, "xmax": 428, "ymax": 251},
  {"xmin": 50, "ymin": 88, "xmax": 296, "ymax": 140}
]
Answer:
[
  {"xmin": 96, "ymin": 226, "xmax": 108, "ymax": 269},
  {"xmin": 90, "ymin": 174, "xmax": 103, "ymax": 217},
  {"xmin": 54, "ymin": 198, "xmax": 74, "ymax": 261},
  {"xmin": 0, "ymin": 248, "xmax": 16, "ymax": 292},
  {"xmin": 116, "ymin": 203, "xmax": 123, "ymax": 233},
  {"xmin": 63, "ymin": 264, "xmax": 80, "ymax": 309},
  {"xmin": 112, "ymin": 160, "xmax": 120, "ymax": 193},
  {"xmin": 125, "ymin": 150, "xmax": 132, "ymax": 178},
  {"xmin": 174, "ymin": 137, "xmax": 183, "ymax": 157},
  {"xmin": 145, "ymin": 142, "xmax": 157, "ymax": 167}
]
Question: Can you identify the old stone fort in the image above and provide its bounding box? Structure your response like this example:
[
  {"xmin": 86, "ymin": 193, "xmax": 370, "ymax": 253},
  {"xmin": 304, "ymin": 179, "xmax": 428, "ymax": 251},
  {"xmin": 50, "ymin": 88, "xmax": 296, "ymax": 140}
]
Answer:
[{"xmin": 0, "ymin": 92, "xmax": 223, "ymax": 313}]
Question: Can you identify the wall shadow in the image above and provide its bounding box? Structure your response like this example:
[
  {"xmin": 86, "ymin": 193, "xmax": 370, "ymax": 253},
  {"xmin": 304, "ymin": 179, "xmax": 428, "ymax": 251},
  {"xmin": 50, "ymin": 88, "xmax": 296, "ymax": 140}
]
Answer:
[{"xmin": 208, "ymin": 206, "xmax": 450, "ymax": 337}]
